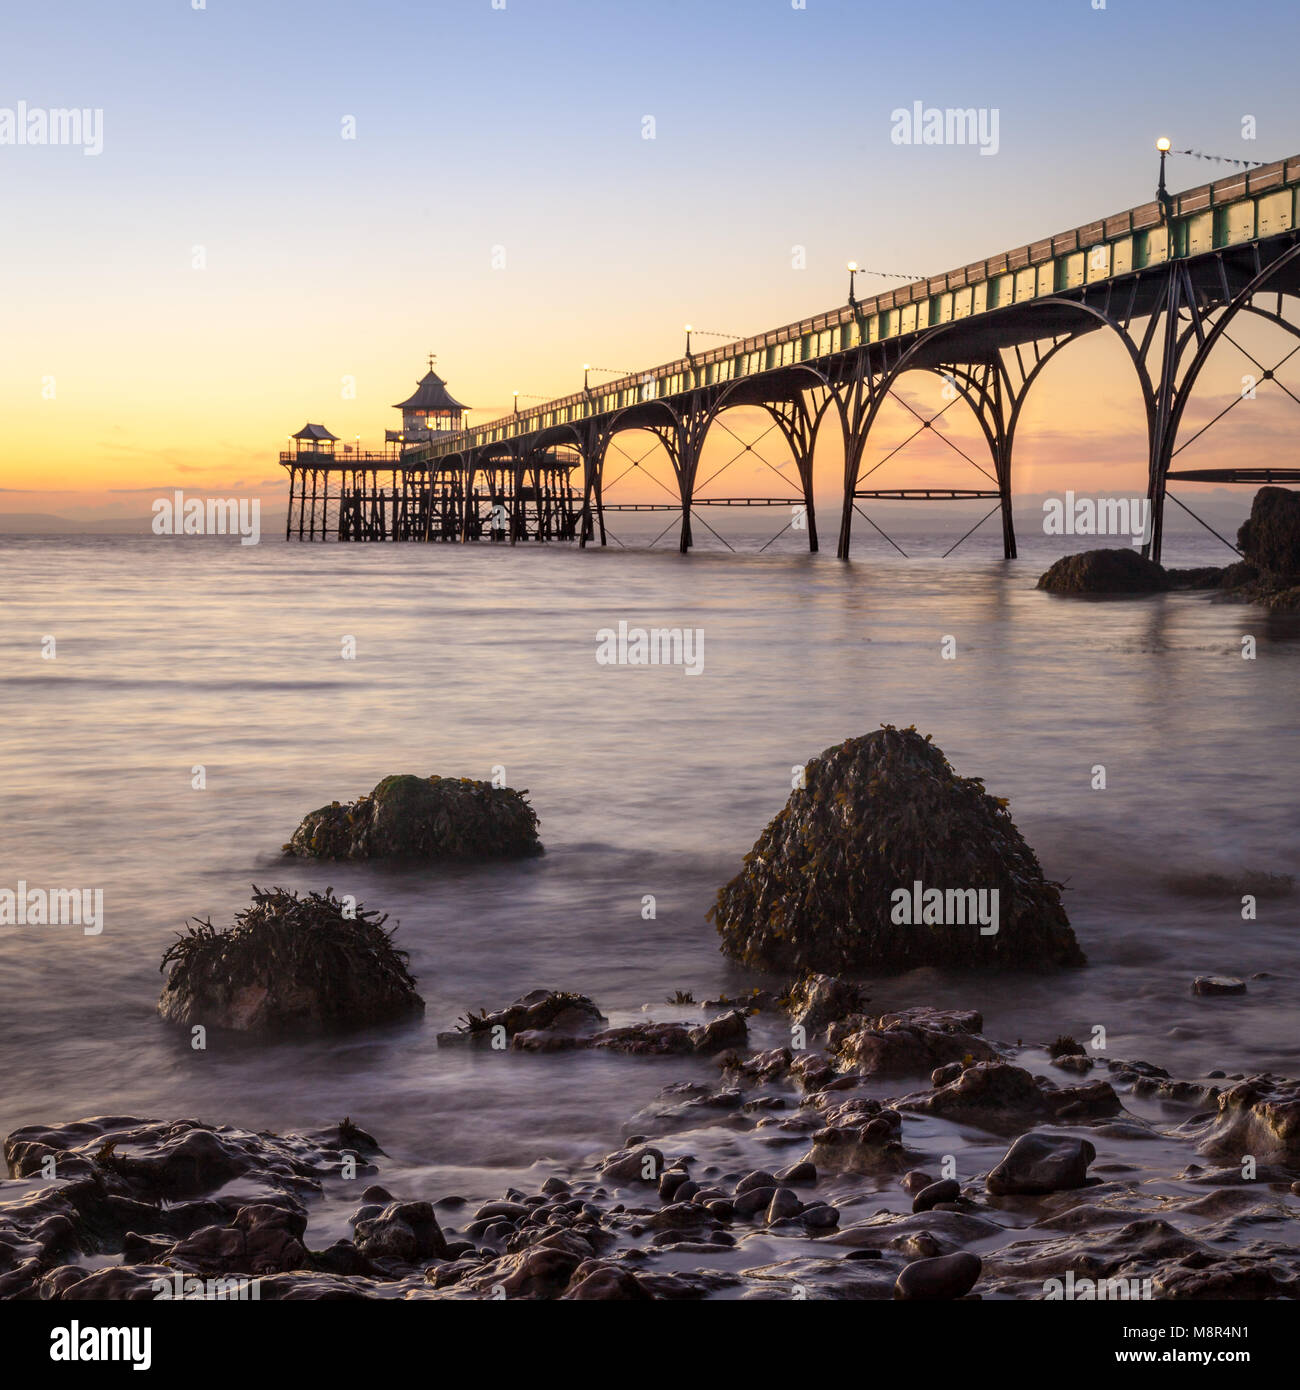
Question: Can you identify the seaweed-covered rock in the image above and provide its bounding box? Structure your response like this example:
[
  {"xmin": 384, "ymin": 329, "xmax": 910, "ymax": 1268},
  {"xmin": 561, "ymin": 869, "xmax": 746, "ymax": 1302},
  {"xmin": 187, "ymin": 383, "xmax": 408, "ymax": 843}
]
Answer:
[
  {"xmin": 1237, "ymin": 485, "xmax": 1300, "ymax": 579},
  {"xmin": 286, "ymin": 773, "xmax": 541, "ymax": 861},
  {"xmin": 1036, "ymin": 548, "xmax": 1169, "ymax": 594},
  {"xmin": 158, "ymin": 887, "xmax": 423, "ymax": 1033},
  {"xmin": 709, "ymin": 726, "xmax": 1083, "ymax": 973}
]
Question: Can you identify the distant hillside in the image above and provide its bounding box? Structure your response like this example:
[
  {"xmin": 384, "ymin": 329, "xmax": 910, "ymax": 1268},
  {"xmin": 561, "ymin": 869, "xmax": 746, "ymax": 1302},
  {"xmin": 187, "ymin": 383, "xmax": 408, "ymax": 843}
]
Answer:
[{"xmin": 0, "ymin": 513, "xmax": 153, "ymax": 535}]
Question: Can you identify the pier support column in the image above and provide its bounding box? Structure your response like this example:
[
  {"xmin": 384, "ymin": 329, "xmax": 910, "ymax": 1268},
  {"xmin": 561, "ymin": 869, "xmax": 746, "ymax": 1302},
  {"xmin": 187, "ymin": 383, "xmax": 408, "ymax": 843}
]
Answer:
[
  {"xmin": 671, "ymin": 394, "xmax": 714, "ymax": 554},
  {"xmin": 765, "ymin": 390, "xmax": 833, "ymax": 554},
  {"xmin": 285, "ymin": 466, "xmax": 296, "ymax": 540}
]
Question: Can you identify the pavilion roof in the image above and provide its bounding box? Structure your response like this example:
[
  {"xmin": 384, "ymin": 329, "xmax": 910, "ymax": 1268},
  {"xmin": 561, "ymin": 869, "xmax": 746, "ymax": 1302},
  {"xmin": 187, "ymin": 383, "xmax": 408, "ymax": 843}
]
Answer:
[{"xmin": 394, "ymin": 370, "xmax": 467, "ymax": 413}]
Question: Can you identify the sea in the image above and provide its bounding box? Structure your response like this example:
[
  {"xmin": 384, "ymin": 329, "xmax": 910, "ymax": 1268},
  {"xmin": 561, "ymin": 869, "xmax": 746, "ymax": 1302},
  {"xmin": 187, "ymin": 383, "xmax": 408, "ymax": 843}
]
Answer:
[{"xmin": 0, "ymin": 523, "xmax": 1296, "ymax": 1248}]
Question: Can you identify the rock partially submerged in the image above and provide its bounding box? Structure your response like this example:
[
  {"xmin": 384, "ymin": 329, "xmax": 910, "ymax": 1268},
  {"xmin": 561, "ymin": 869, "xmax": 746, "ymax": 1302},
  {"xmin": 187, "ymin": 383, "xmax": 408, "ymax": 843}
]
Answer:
[
  {"xmin": 784, "ymin": 973, "xmax": 868, "ymax": 1031},
  {"xmin": 158, "ymin": 886, "xmax": 423, "ymax": 1033},
  {"xmin": 1036, "ymin": 548, "xmax": 1169, "ymax": 594},
  {"xmin": 1237, "ymin": 485, "xmax": 1300, "ymax": 580},
  {"xmin": 832, "ymin": 1007, "xmax": 999, "ymax": 1078},
  {"xmin": 438, "ymin": 990, "xmax": 747, "ymax": 1057},
  {"xmin": 437, "ymin": 990, "xmax": 607, "ymax": 1046},
  {"xmin": 1195, "ymin": 1077, "xmax": 1300, "ymax": 1165},
  {"xmin": 1192, "ymin": 975, "xmax": 1247, "ymax": 997},
  {"xmin": 1062, "ymin": 489, "xmax": 1300, "ymax": 609},
  {"xmin": 709, "ymin": 726, "xmax": 1083, "ymax": 973},
  {"xmin": 986, "ymin": 1133, "xmax": 1096, "ymax": 1195},
  {"xmin": 286, "ymin": 773, "xmax": 541, "ymax": 861},
  {"xmin": 895, "ymin": 1250, "xmax": 981, "ymax": 1300},
  {"xmin": 12, "ymin": 1007, "xmax": 1300, "ymax": 1301}
]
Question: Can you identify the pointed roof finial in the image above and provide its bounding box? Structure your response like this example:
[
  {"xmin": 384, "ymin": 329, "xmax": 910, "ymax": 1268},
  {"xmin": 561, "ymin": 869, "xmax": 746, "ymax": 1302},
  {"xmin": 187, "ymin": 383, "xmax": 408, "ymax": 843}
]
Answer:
[{"xmin": 427, "ymin": 351, "xmax": 438, "ymax": 372}]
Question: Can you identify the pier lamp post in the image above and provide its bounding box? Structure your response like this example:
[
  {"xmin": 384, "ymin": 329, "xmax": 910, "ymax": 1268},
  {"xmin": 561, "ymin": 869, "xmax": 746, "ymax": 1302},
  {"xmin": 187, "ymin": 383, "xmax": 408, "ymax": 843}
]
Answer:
[
  {"xmin": 1156, "ymin": 137, "xmax": 1173, "ymax": 223},
  {"xmin": 847, "ymin": 261, "xmax": 869, "ymax": 308},
  {"xmin": 355, "ymin": 434, "xmax": 361, "ymax": 459},
  {"xmin": 513, "ymin": 392, "xmax": 520, "ymax": 416},
  {"xmin": 684, "ymin": 325, "xmax": 694, "ymax": 358},
  {"xmin": 583, "ymin": 364, "xmax": 591, "ymax": 392}
]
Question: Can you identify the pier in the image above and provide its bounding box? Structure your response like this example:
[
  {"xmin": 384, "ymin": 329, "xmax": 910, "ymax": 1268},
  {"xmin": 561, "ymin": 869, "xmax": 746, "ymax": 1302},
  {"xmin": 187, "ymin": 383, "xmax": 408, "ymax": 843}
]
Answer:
[{"xmin": 282, "ymin": 153, "xmax": 1300, "ymax": 562}]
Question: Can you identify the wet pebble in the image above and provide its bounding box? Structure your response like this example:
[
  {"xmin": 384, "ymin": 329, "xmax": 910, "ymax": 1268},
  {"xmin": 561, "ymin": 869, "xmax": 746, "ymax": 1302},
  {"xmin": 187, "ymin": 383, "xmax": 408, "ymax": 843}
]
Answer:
[
  {"xmin": 895, "ymin": 1251, "xmax": 982, "ymax": 1301},
  {"xmin": 766, "ymin": 1188, "xmax": 804, "ymax": 1223},
  {"xmin": 913, "ymin": 1179, "xmax": 960, "ymax": 1213}
]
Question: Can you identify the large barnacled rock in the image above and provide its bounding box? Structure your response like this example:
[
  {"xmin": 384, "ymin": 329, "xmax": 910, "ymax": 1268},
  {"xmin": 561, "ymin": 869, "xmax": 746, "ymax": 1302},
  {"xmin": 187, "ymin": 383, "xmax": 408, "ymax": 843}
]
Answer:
[
  {"xmin": 158, "ymin": 887, "xmax": 423, "ymax": 1033},
  {"xmin": 709, "ymin": 726, "xmax": 1083, "ymax": 973},
  {"xmin": 1036, "ymin": 548, "xmax": 1169, "ymax": 594},
  {"xmin": 286, "ymin": 773, "xmax": 542, "ymax": 861},
  {"xmin": 1237, "ymin": 485, "xmax": 1300, "ymax": 579}
]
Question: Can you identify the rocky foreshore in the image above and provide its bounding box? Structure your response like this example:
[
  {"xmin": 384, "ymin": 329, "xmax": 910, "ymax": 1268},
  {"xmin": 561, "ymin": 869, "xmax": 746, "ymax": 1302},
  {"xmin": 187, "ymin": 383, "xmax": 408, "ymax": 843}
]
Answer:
[{"xmin": 7, "ymin": 980, "xmax": 1299, "ymax": 1301}]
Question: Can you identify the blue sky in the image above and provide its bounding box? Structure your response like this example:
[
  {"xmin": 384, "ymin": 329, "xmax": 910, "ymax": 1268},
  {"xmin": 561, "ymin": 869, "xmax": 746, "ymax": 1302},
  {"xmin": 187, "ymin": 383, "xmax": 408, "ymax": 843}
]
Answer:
[{"xmin": 2, "ymin": 0, "xmax": 1298, "ymax": 511}]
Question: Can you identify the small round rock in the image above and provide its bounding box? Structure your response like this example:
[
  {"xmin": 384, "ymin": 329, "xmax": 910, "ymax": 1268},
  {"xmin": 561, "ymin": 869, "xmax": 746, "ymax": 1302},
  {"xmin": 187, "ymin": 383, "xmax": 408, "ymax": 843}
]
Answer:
[
  {"xmin": 895, "ymin": 1251, "xmax": 982, "ymax": 1301},
  {"xmin": 912, "ymin": 1178, "xmax": 960, "ymax": 1213}
]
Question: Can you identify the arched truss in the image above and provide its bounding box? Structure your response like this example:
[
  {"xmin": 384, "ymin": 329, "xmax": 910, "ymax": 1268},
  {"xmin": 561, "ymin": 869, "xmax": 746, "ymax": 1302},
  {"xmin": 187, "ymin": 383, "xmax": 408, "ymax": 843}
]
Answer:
[
  {"xmin": 833, "ymin": 298, "xmax": 1159, "ymax": 559},
  {"xmin": 408, "ymin": 236, "xmax": 1300, "ymax": 560},
  {"xmin": 1146, "ymin": 243, "xmax": 1300, "ymax": 557},
  {"xmin": 579, "ymin": 373, "xmax": 838, "ymax": 552}
]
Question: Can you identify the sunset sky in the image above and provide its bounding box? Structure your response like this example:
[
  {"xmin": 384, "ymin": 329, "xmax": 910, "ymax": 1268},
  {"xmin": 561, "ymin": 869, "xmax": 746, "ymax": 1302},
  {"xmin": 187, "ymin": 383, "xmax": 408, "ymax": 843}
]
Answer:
[{"xmin": 2, "ymin": 0, "xmax": 1299, "ymax": 523}]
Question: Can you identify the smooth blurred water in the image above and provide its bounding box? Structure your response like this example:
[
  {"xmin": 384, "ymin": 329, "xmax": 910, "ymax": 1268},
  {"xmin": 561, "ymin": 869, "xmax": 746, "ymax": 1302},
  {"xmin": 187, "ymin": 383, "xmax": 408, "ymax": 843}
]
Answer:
[{"xmin": 0, "ymin": 528, "xmax": 1296, "ymax": 1201}]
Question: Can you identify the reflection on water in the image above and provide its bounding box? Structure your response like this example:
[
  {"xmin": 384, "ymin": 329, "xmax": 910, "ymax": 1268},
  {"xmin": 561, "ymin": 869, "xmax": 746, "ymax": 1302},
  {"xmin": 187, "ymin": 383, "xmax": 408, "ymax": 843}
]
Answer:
[{"xmin": 0, "ymin": 532, "xmax": 1296, "ymax": 1204}]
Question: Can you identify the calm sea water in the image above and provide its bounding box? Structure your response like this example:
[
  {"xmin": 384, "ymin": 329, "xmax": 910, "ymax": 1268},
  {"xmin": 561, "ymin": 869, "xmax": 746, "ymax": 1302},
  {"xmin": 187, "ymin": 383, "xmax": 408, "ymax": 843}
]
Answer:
[{"xmin": 0, "ymin": 526, "xmax": 1296, "ymax": 1211}]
